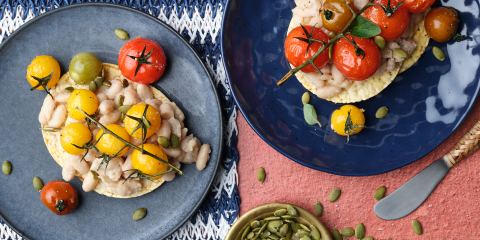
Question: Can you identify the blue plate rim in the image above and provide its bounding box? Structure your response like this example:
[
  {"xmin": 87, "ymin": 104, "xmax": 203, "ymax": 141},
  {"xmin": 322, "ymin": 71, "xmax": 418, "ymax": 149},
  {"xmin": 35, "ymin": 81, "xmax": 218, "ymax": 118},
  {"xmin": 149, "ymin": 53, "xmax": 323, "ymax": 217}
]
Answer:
[
  {"xmin": 0, "ymin": 2, "xmax": 224, "ymax": 239},
  {"xmin": 220, "ymin": 0, "xmax": 479, "ymax": 176}
]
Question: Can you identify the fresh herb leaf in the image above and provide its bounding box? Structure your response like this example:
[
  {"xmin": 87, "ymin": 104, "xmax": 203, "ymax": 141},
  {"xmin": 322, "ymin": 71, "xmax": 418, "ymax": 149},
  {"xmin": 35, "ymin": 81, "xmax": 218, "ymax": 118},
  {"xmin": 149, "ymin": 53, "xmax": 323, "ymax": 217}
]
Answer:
[
  {"xmin": 351, "ymin": 16, "xmax": 381, "ymax": 38},
  {"xmin": 303, "ymin": 104, "xmax": 322, "ymax": 127},
  {"xmin": 453, "ymin": 33, "xmax": 466, "ymax": 42}
]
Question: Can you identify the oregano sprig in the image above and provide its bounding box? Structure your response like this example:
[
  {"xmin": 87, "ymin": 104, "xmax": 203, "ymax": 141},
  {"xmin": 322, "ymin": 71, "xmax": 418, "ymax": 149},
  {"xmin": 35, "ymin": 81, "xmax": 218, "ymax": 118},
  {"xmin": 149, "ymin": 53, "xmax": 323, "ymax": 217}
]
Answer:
[{"xmin": 344, "ymin": 110, "xmax": 365, "ymax": 143}]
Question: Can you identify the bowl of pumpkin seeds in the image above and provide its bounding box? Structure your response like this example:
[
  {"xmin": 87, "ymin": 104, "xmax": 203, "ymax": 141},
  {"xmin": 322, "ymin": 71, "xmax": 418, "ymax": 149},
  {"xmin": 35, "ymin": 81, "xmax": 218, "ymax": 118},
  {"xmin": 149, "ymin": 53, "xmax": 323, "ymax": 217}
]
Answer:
[{"xmin": 226, "ymin": 203, "xmax": 331, "ymax": 240}]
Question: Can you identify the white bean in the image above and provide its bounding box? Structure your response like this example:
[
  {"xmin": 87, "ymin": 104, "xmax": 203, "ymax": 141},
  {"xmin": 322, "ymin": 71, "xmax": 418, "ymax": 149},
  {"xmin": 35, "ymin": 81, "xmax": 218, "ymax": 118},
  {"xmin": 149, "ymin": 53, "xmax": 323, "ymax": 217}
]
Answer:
[
  {"xmin": 169, "ymin": 102, "xmax": 185, "ymax": 122},
  {"xmin": 104, "ymin": 157, "xmax": 124, "ymax": 181},
  {"xmin": 47, "ymin": 105, "xmax": 67, "ymax": 128},
  {"xmin": 55, "ymin": 92, "xmax": 71, "ymax": 103},
  {"xmin": 145, "ymin": 99, "xmax": 162, "ymax": 111},
  {"xmin": 181, "ymin": 128, "xmax": 188, "ymax": 139},
  {"xmin": 99, "ymin": 100, "xmax": 116, "ymax": 115},
  {"xmin": 123, "ymin": 87, "xmax": 141, "ymax": 106},
  {"xmin": 62, "ymin": 160, "xmax": 76, "ymax": 181},
  {"xmin": 162, "ymin": 159, "xmax": 181, "ymax": 181},
  {"xmin": 156, "ymin": 119, "xmax": 171, "ymax": 139},
  {"xmin": 39, "ymin": 95, "xmax": 55, "ymax": 125},
  {"xmin": 99, "ymin": 110, "xmax": 121, "ymax": 126},
  {"xmin": 161, "ymin": 145, "xmax": 182, "ymax": 158},
  {"xmin": 84, "ymin": 148, "xmax": 100, "ymax": 162},
  {"xmin": 316, "ymin": 85, "xmax": 342, "ymax": 99},
  {"xmin": 96, "ymin": 85, "xmax": 110, "ymax": 95},
  {"xmin": 137, "ymin": 84, "xmax": 154, "ymax": 101},
  {"xmin": 159, "ymin": 103, "xmax": 174, "ymax": 120},
  {"xmin": 331, "ymin": 65, "xmax": 345, "ymax": 86},
  {"xmin": 96, "ymin": 93, "xmax": 108, "ymax": 103},
  {"xmin": 122, "ymin": 154, "xmax": 136, "ymax": 178},
  {"xmin": 147, "ymin": 134, "xmax": 158, "ymax": 143},
  {"xmin": 196, "ymin": 144, "xmax": 211, "ymax": 171},
  {"xmin": 180, "ymin": 135, "xmax": 199, "ymax": 152},
  {"xmin": 114, "ymin": 179, "xmax": 142, "ymax": 196},
  {"xmin": 69, "ymin": 154, "xmax": 90, "ymax": 175},
  {"xmin": 82, "ymin": 170, "xmax": 99, "ymax": 192},
  {"xmin": 130, "ymin": 136, "xmax": 143, "ymax": 146},
  {"xmin": 168, "ymin": 118, "xmax": 182, "ymax": 141},
  {"xmin": 178, "ymin": 147, "xmax": 199, "ymax": 164},
  {"xmin": 106, "ymin": 80, "xmax": 123, "ymax": 100}
]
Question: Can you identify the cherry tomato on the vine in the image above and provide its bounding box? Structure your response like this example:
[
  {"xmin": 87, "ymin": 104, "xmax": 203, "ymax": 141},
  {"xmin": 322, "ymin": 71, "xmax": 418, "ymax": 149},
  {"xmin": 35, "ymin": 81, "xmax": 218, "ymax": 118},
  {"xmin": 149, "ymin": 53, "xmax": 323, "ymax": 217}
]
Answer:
[
  {"xmin": 425, "ymin": 7, "xmax": 459, "ymax": 42},
  {"xmin": 40, "ymin": 181, "xmax": 79, "ymax": 215},
  {"xmin": 284, "ymin": 26, "xmax": 330, "ymax": 73},
  {"xmin": 363, "ymin": 0, "xmax": 409, "ymax": 41},
  {"xmin": 321, "ymin": 0, "xmax": 357, "ymax": 33},
  {"xmin": 404, "ymin": 0, "xmax": 435, "ymax": 13},
  {"xmin": 332, "ymin": 35, "xmax": 381, "ymax": 81},
  {"xmin": 118, "ymin": 38, "xmax": 167, "ymax": 84},
  {"xmin": 331, "ymin": 105, "xmax": 365, "ymax": 136}
]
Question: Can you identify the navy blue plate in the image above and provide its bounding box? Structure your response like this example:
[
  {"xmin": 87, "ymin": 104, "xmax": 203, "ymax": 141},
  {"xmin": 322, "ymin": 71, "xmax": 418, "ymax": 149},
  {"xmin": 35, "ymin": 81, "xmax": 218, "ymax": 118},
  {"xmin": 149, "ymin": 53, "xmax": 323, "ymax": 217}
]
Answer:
[
  {"xmin": 221, "ymin": 0, "xmax": 480, "ymax": 176},
  {"xmin": 0, "ymin": 3, "xmax": 223, "ymax": 240}
]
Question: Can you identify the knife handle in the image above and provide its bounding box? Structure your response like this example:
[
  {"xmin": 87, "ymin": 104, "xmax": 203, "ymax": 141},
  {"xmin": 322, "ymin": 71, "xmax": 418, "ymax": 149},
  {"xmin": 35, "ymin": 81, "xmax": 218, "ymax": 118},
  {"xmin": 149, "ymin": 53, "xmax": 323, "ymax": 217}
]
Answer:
[{"xmin": 444, "ymin": 118, "xmax": 480, "ymax": 167}]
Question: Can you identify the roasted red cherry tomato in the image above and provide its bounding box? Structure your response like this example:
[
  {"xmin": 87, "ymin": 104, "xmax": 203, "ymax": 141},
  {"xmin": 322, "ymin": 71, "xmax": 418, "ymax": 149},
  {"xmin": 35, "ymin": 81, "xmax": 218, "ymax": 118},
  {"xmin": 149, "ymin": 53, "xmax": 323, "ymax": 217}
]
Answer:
[
  {"xmin": 118, "ymin": 38, "xmax": 167, "ymax": 84},
  {"xmin": 284, "ymin": 26, "xmax": 330, "ymax": 73},
  {"xmin": 404, "ymin": 0, "xmax": 435, "ymax": 13},
  {"xmin": 363, "ymin": 0, "xmax": 409, "ymax": 41},
  {"xmin": 332, "ymin": 35, "xmax": 381, "ymax": 81},
  {"xmin": 40, "ymin": 181, "xmax": 79, "ymax": 215},
  {"xmin": 321, "ymin": 0, "xmax": 357, "ymax": 33},
  {"xmin": 425, "ymin": 7, "xmax": 459, "ymax": 42}
]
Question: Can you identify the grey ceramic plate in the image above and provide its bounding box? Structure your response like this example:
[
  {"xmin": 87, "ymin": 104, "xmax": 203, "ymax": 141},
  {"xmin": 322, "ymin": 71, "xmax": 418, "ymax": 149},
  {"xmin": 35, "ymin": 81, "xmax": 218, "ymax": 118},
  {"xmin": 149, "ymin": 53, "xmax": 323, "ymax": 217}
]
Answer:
[{"xmin": 0, "ymin": 3, "xmax": 223, "ymax": 240}]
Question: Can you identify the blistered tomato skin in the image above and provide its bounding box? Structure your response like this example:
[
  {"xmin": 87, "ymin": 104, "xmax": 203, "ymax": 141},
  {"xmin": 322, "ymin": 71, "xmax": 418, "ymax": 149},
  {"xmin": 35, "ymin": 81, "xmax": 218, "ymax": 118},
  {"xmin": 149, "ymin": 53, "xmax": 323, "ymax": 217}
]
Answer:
[
  {"xmin": 67, "ymin": 89, "xmax": 99, "ymax": 120},
  {"xmin": 332, "ymin": 35, "xmax": 381, "ymax": 81},
  {"xmin": 26, "ymin": 55, "xmax": 61, "ymax": 90},
  {"xmin": 425, "ymin": 7, "xmax": 459, "ymax": 43},
  {"xmin": 40, "ymin": 181, "xmax": 79, "ymax": 215},
  {"xmin": 363, "ymin": 0, "xmax": 409, "ymax": 41},
  {"xmin": 404, "ymin": 0, "xmax": 435, "ymax": 13},
  {"xmin": 321, "ymin": 0, "xmax": 356, "ymax": 33},
  {"xmin": 60, "ymin": 123, "xmax": 92, "ymax": 155},
  {"xmin": 118, "ymin": 38, "xmax": 167, "ymax": 84},
  {"xmin": 284, "ymin": 26, "xmax": 330, "ymax": 73},
  {"xmin": 131, "ymin": 144, "xmax": 169, "ymax": 180},
  {"xmin": 96, "ymin": 124, "xmax": 130, "ymax": 156},
  {"xmin": 124, "ymin": 103, "xmax": 161, "ymax": 139},
  {"xmin": 331, "ymin": 105, "xmax": 365, "ymax": 136}
]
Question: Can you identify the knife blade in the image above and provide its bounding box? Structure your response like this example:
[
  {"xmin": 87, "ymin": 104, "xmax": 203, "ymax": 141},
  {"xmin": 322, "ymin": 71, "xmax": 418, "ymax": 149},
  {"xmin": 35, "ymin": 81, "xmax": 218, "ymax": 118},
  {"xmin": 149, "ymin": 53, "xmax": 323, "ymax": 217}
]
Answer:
[{"xmin": 374, "ymin": 119, "xmax": 480, "ymax": 220}]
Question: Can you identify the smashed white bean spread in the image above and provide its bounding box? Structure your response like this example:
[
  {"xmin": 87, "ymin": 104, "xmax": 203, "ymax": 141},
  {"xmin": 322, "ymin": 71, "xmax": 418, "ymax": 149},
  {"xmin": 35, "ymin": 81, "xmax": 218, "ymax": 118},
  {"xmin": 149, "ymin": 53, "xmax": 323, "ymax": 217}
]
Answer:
[{"xmin": 39, "ymin": 64, "xmax": 211, "ymax": 198}]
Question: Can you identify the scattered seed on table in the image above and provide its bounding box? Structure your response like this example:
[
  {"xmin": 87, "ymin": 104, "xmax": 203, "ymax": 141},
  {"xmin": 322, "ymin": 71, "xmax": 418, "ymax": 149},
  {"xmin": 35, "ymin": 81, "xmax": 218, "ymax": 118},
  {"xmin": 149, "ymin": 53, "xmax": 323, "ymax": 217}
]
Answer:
[
  {"xmin": 412, "ymin": 220, "xmax": 422, "ymax": 235},
  {"xmin": 257, "ymin": 167, "xmax": 265, "ymax": 183},
  {"xmin": 329, "ymin": 188, "xmax": 341, "ymax": 202},
  {"xmin": 374, "ymin": 186, "xmax": 386, "ymax": 201},
  {"xmin": 355, "ymin": 223, "xmax": 365, "ymax": 239},
  {"xmin": 314, "ymin": 202, "xmax": 323, "ymax": 216}
]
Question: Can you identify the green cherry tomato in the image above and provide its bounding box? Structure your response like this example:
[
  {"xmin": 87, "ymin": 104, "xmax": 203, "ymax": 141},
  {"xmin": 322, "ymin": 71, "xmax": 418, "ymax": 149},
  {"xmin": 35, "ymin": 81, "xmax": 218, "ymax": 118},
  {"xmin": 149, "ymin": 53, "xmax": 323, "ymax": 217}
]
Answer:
[{"xmin": 68, "ymin": 52, "xmax": 103, "ymax": 85}]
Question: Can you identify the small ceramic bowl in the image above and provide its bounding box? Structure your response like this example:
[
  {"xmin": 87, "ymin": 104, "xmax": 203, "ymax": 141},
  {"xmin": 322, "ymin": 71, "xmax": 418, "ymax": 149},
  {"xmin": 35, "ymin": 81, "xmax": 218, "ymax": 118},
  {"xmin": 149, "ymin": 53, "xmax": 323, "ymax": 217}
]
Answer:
[{"xmin": 226, "ymin": 203, "xmax": 332, "ymax": 240}]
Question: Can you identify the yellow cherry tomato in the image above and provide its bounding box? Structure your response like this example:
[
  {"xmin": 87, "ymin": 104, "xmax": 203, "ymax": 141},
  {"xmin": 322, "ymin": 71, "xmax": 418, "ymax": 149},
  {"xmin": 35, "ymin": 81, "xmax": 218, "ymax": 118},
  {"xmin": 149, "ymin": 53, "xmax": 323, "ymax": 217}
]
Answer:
[
  {"xmin": 131, "ymin": 143, "xmax": 168, "ymax": 180},
  {"xmin": 124, "ymin": 103, "xmax": 161, "ymax": 139},
  {"xmin": 67, "ymin": 89, "xmax": 99, "ymax": 120},
  {"xmin": 331, "ymin": 105, "xmax": 365, "ymax": 136},
  {"xmin": 96, "ymin": 124, "xmax": 130, "ymax": 156},
  {"xmin": 26, "ymin": 55, "xmax": 61, "ymax": 90},
  {"xmin": 60, "ymin": 123, "xmax": 92, "ymax": 155}
]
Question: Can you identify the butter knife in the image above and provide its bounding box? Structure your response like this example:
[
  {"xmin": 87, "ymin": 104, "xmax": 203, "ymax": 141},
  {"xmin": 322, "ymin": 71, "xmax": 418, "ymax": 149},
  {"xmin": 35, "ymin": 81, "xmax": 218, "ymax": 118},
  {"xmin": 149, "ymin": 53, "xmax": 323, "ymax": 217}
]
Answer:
[{"xmin": 374, "ymin": 119, "xmax": 480, "ymax": 220}]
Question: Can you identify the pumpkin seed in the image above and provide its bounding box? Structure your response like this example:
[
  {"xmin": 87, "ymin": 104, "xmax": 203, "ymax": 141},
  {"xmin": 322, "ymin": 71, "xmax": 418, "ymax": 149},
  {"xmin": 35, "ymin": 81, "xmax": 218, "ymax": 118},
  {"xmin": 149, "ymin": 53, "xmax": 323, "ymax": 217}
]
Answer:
[
  {"xmin": 373, "ymin": 186, "xmax": 386, "ymax": 200},
  {"xmin": 412, "ymin": 220, "xmax": 422, "ymax": 235},
  {"xmin": 284, "ymin": 219, "xmax": 295, "ymax": 224},
  {"xmin": 331, "ymin": 229, "xmax": 342, "ymax": 240},
  {"xmin": 285, "ymin": 227, "xmax": 293, "ymax": 239},
  {"xmin": 42, "ymin": 127, "xmax": 57, "ymax": 132},
  {"xmin": 121, "ymin": 113, "xmax": 126, "ymax": 122},
  {"xmin": 90, "ymin": 170, "xmax": 98, "ymax": 180},
  {"xmin": 329, "ymin": 44, "xmax": 334, "ymax": 59},
  {"xmin": 355, "ymin": 223, "xmax": 365, "ymax": 239},
  {"xmin": 260, "ymin": 220, "xmax": 266, "ymax": 226},
  {"xmin": 171, "ymin": 134, "xmax": 179, "ymax": 149},
  {"xmin": 156, "ymin": 136, "xmax": 170, "ymax": 148},
  {"xmin": 242, "ymin": 226, "xmax": 252, "ymax": 240},
  {"xmin": 115, "ymin": 29, "xmax": 129, "ymax": 40},
  {"xmin": 122, "ymin": 79, "xmax": 129, "ymax": 88},
  {"xmin": 247, "ymin": 232, "xmax": 255, "ymax": 239},
  {"xmin": 119, "ymin": 105, "xmax": 132, "ymax": 113},
  {"xmin": 295, "ymin": 230, "xmax": 311, "ymax": 238},
  {"xmin": 278, "ymin": 224, "xmax": 289, "ymax": 236},
  {"xmin": 286, "ymin": 205, "xmax": 298, "ymax": 217},
  {"xmin": 267, "ymin": 225, "xmax": 278, "ymax": 233},
  {"xmin": 281, "ymin": 215, "xmax": 293, "ymax": 219},
  {"xmin": 301, "ymin": 92, "xmax": 310, "ymax": 104},
  {"xmin": 261, "ymin": 231, "xmax": 271, "ymax": 238},
  {"xmin": 299, "ymin": 224, "xmax": 310, "ymax": 232},
  {"xmin": 268, "ymin": 219, "xmax": 283, "ymax": 227},
  {"xmin": 432, "ymin": 46, "xmax": 445, "ymax": 61},
  {"xmin": 329, "ymin": 188, "xmax": 341, "ymax": 202},
  {"xmin": 259, "ymin": 221, "xmax": 268, "ymax": 233},
  {"xmin": 269, "ymin": 235, "xmax": 279, "ymax": 240},
  {"xmin": 329, "ymin": 32, "xmax": 337, "ymax": 39},
  {"xmin": 362, "ymin": 237, "xmax": 374, "ymax": 240},
  {"xmin": 300, "ymin": 236, "xmax": 311, "ymax": 240},
  {"xmin": 94, "ymin": 76, "xmax": 103, "ymax": 88},
  {"xmin": 117, "ymin": 95, "xmax": 125, "ymax": 107},
  {"xmin": 309, "ymin": 225, "xmax": 321, "ymax": 240},
  {"xmin": 374, "ymin": 36, "xmax": 386, "ymax": 50},
  {"xmin": 65, "ymin": 87, "xmax": 74, "ymax": 92},
  {"xmin": 314, "ymin": 202, "xmax": 323, "ymax": 217},
  {"xmin": 89, "ymin": 80, "xmax": 97, "ymax": 92},
  {"xmin": 102, "ymin": 80, "xmax": 112, "ymax": 86},
  {"xmin": 292, "ymin": 223, "xmax": 300, "ymax": 233},
  {"xmin": 257, "ymin": 167, "xmax": 266, "ymax": 183},
  {"xmin": 251, "ymin": 220, "xmax": 261, "ymax": 229},
  {"xmin": 143, "ymin": 118, "xmax": 151, "ymax": 130},
  {"xmin": 339, "ymin": 227, "xmax": 354, "ymax": 237},
  {"xmin": 375, "ymin": 107, "xmax": 388, "ymax": 119},
  {"xmin": 252, "ymin": 227, "xmax": 261, "ymax": 232},
  {"xmin": 274, "ymin": 209, "xmax": 287, "ymax": 216},
  {"xmin": 133, "ymin": 208, "xmax": 147, "ymax": 221},
  {"xmin": 394, "ymin": 48, "xmax": 409, "ymax": 58},
  {"xmin": 33, "ymin": 177, "xmax": 43, "ymax": 192},
  {"xmin": 2, "ymin": 161, "xmax": 11, "ymax": 175}
]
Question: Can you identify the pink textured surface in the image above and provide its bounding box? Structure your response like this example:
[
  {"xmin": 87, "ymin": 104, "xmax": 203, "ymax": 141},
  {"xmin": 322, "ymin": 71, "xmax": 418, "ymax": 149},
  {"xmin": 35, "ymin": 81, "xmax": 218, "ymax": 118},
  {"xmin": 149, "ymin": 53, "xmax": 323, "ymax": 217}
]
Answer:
[{"xmin": 237, "ymin": 99, "xmax": 480, "ymax": 239}]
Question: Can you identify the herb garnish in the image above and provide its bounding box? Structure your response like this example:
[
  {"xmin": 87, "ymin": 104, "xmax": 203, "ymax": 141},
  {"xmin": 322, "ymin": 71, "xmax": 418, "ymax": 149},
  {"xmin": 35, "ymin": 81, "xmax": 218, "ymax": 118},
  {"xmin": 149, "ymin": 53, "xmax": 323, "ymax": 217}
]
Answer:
[
  {"xmin": 30, "ymin": 69, "xmax": 55, "ymax": 99},
  {"xmin": 344, "ymin": 110, "xmax": 364, "ymax": 143},
  {"xmin": 303, "ymin": 104, "xmax": 322, "ymax": 127}
]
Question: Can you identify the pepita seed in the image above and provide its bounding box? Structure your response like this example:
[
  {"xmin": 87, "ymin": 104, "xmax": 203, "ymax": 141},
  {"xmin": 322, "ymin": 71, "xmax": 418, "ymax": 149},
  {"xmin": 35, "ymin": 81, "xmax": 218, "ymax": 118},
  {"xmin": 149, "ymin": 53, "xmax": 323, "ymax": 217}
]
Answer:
[
  {"xmin": 259, "ymin": 222, "xmax": 269, "ymax": 234},
  {"xmin": 118, "ymin": 95, "xmax": 125, "ymax": 107},
  {"xmin": 102, "ymin": 80, "xmax": 112, "ymax": 86},
  {"xmin": 119, "ymin": 105, "xmax": 132, "ymax": 113},
  {"xmin": 432, "ymin": 46, "xmax": 445, "ymax": 61},
  {"xmin": 90, "ymin": 170, "xmax": 98, "ymax": 180},
  {"xmin": 331, "ymin": 229, "xmax": 342, "ymax": 240},
  {"xmin": 33, "ymin": 177, "xmax": 43, "ymax": 192},
  {"xmin": 286, "ymin": 205, "xmax": 298, "ymax": 217},
  {"xmin": 299, "ymin": 224, "xmax": 310, "ymax": 232},
  {"xmin": 300, "ymin": 235, "xmax": 311, "ymax": 240},
  {"xmin": 260, "ymin": 220, "xmax": 266, "ymax": 226},
  {"xmin": 2, "ymin": 161, "xmax": 12, "ymax": 175},
  {"xmin": 133, "ymin": 208, "xmax": 147, "ymax": 221},
  {"xmin": 339, "ymin": 227, "xmax": 354, "ymax": 237},
  {"xmin": 281, "ymin": 238, "xmax": 291, "ymax": 240},
  {"xmin": 171, "ymin": 134, "xmax": 179, "ymax": 149},
  {"xmin": 278, "ymin": 224, "xmax": 289, "ymax": 236},
  {"xmin": 274, "ymin": 209, "xmax": 287, "ymax": 216},
  {"xmin": 65, "ymin": 87, "xmax": 74, "ymax": 92},
  {"xmin": 261, "ymin": 231, "xmax": 271, "ymax": 238},
  {"xmin": 394, "ymin": 48, "xmax": 409, "ymax": 58},
  {"xmin": 373, "ymin": 186, "xmax": 386, "ymax": 200},
  {"xmin": 412, "ymin": 220, "xmax": 422, "ymax": 235},
  {"xmin": 257, "ymin": 167, "xmax": 266, "ymax": 183},
  {"xmin": 314, "ymin": 202, "xmax": 323, "ymax": 217},
  {"xmin": 121, "ymin": 113, "xmax": 126, "ymax": 122},
  {"xmin": 252, "ymin": 227, "xmax": 261, "ymax": 232},
  {"xmin": 375, "ymin": 107, "xmax": 388, "ymax": 119},
  {"xmin": 295, "ymin": 230, "xmax": 311, "ymax": 238},
  {"xmin": 374, "ymin": 36, "xmax": 386, "ymax": 50},
  {"xmin": 292, "ymin": 223, "xmax": 300, "ymax": 233},
  {"xmin": 309, "ymin": 225, "xmax": 321, "ymax": 240},
  {"xmin": 251, "ymin": 220, "xmax": 261, "ymax": 228},
  {"xmin": 94, "ymin": 76, "xmax": 103, "ymax": 88},
  {"xmin": 42, "ymin": 127, "xmax": 58, "ymax": 132},
  {"xmin": 269, "ymin": 235, "xmax": 279, "ymax": 240},
  {"xmin": 143, "ymin": 118, "xmax": 151, "ymax": 130},
  {"xmin": 268, "ymin": 219, "xmax": 283, "ymax": 227},
  {"xmin": 264, "ymin": 216, "xmax": 281, "ymax": 221},
  {"xmin": 355, "ymin": 223, "xmax": 365, "ymax": 239},
  {"xmin": 329, "ymin": 188, "xmax": 341, "ymax": 202},
  {"xmin": 301, "ymin": 92, "xmax": 310, "ymax": 105},
  {"xmin": 267, "ymin": 225, "xmax": 278, "ymax": 233},
  {"xmin": 158, "ymin": 136, "xmax": 172, "ymax": 148},
  {"xmin": 247, "ymin": 232, "xmax": 255, "ymax": 239},
  {"xmin": 286, "ymin": 227, "xmax": 293, "ymax": 238},
  {"xmin": 89, "ymin": 80, "xmax": 97, "ymax": 92},
  {"xmin": 115, "ymin": 29, "xmax": 130, "ymax": 40},
  {"xmin": 281, "ymin": 215, "xmax": 293, "ymax": 219},
  {"xmin": 242, "ymin": 226, "xmax": 252, "ymax": 240},
  {"xmin": 362, "ymin": 237, "xmax": 374, "ymax": 240},
  {"xmin": 329, "ymin": 44, "xmax": 334, "ymax": 59},
  {"xmin": 329, "ymin": 32, "xmax": 337, "ymax": 39},
  {"xmin": 284, "ymin": 219, "xmax": 295, "ymax": 224},
  {"xmin": 122, "ymin": 79, "xmax": 129, "ymax": 88}
]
